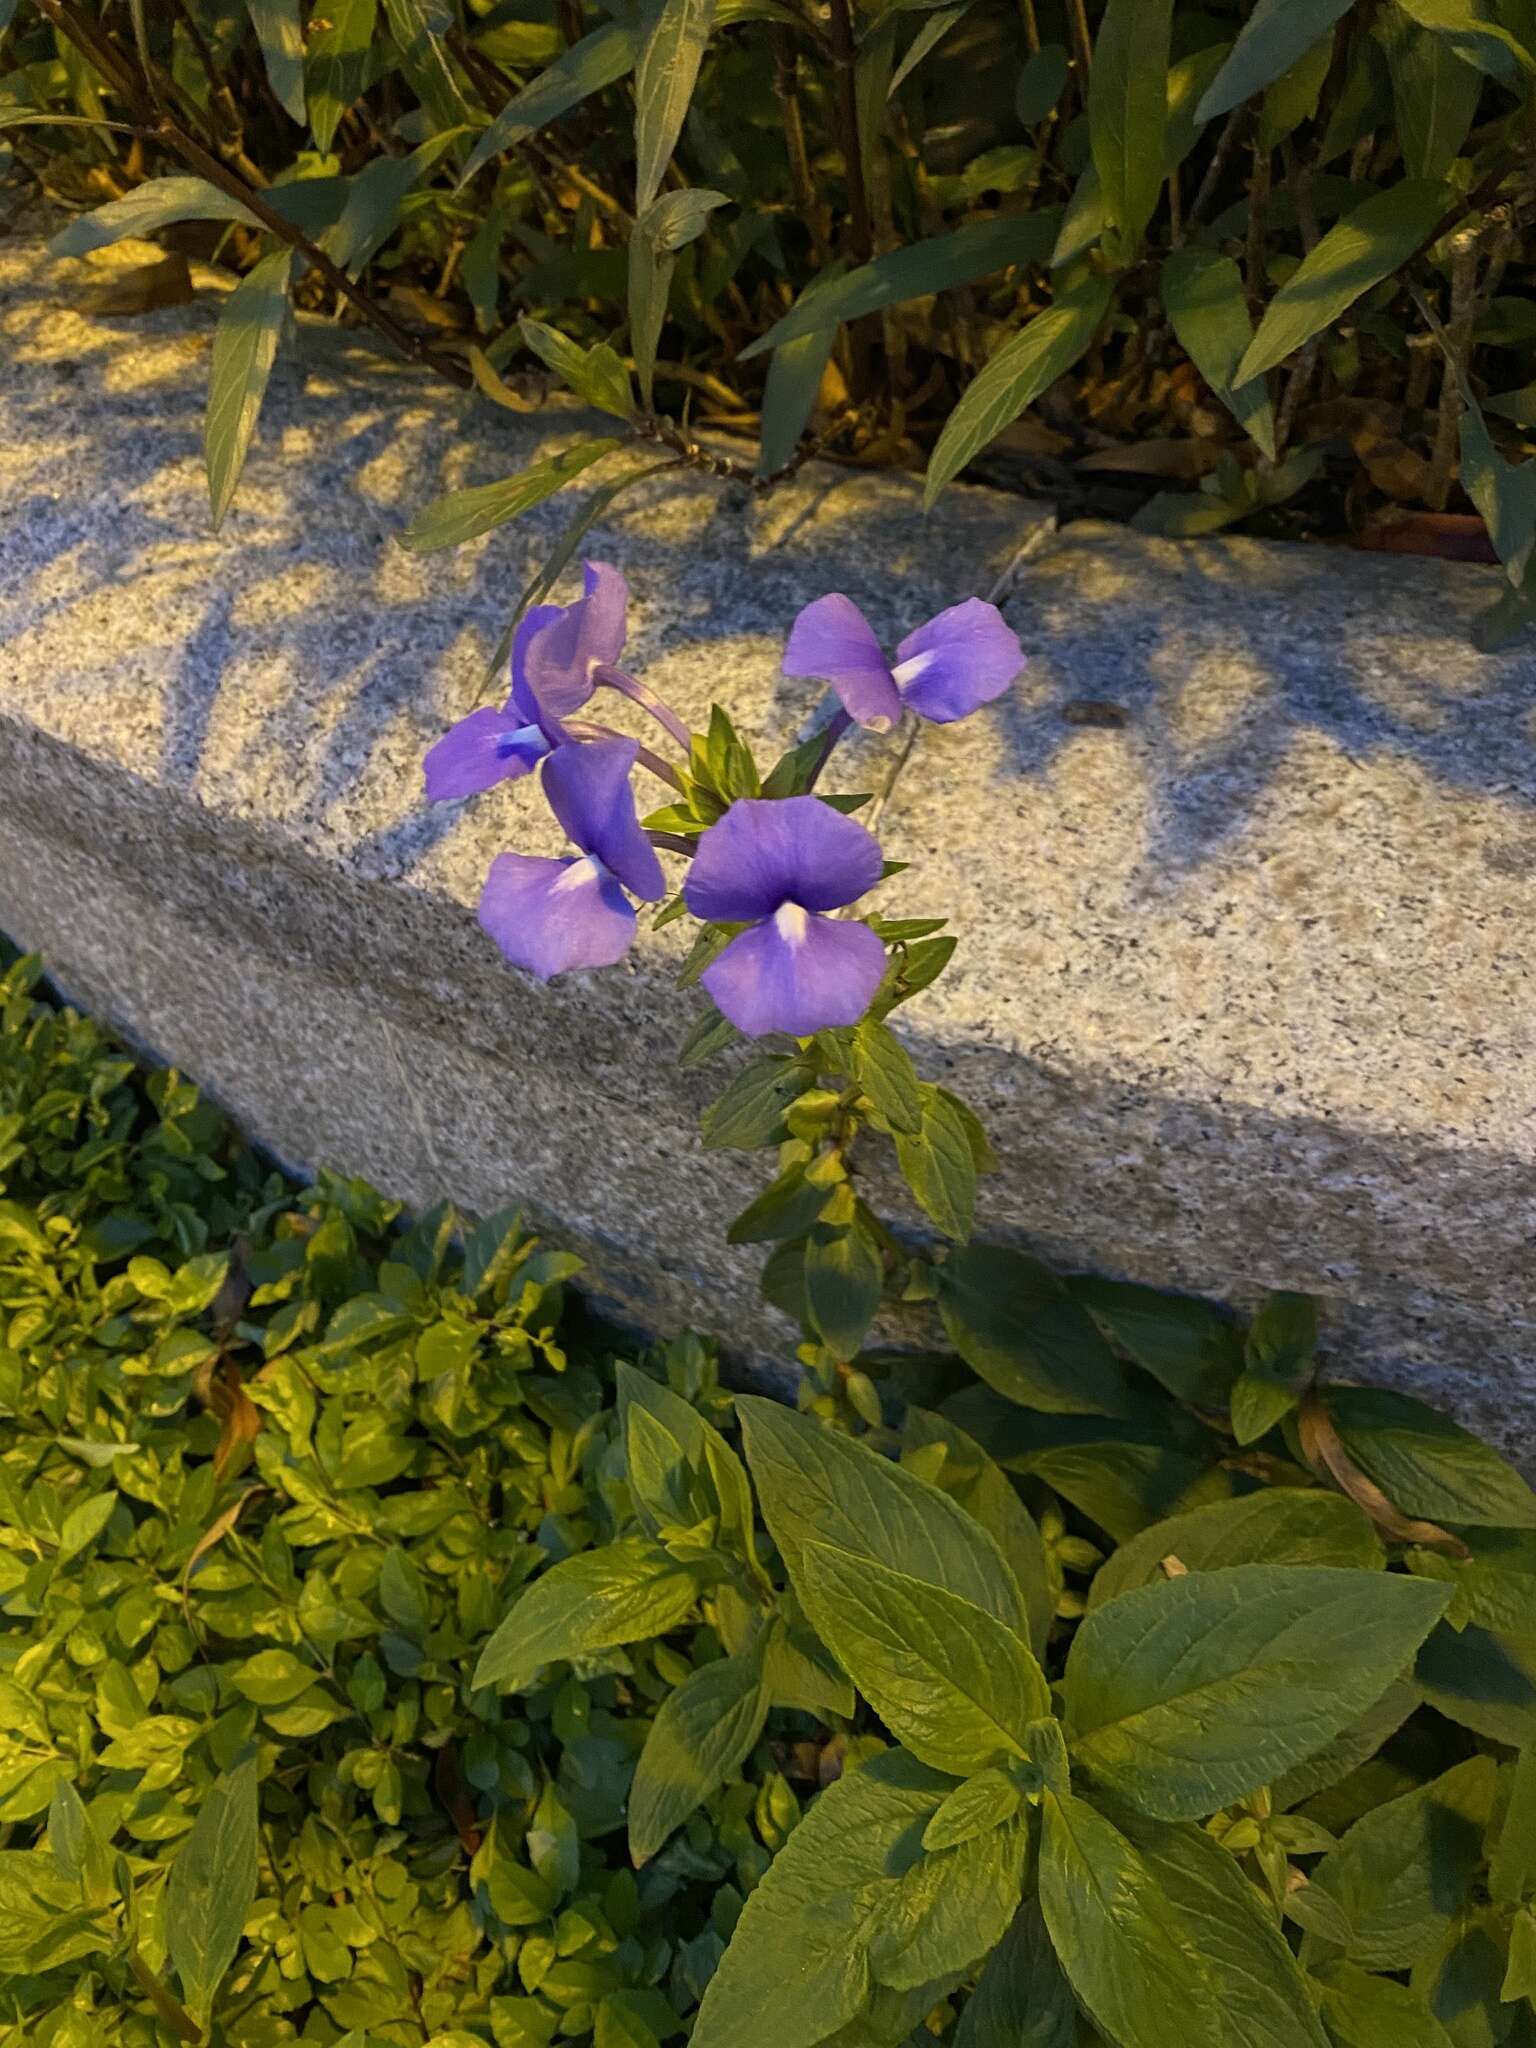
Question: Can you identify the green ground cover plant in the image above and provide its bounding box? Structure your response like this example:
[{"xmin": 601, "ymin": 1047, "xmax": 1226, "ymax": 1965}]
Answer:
[
  {"xmin": 2, "ymin": 942, "xmax": 1536, "ymax": 2048},
  {"xmin": 3, "ymin": 0, "xmax": 1536, "ymax": 637}
]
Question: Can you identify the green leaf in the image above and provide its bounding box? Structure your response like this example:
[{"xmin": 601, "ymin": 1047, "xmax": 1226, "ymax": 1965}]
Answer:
[
  {"xmin": 49, "ymin": 176, "xmax": 260, "ymax": 256},
  {"xmin": 628, "ymin": 1640, "xmax": 769, "ymax": 1862},
  {"xmin": 1087, "ymin": 1488, "xmax": 1382, "ymax": 1610},
  {"xmin": 1238, "ymin": 180, "xmax": 1451, "ymax": 381},
  {"xmin": 1311, "ymin": 1963, "xmax": 1456, "ymax": 2048},
  {"xmin": 1089, "ymin": 0, "xmax": 1173, "ymax": 250},
  {"xmin": 381, "ymin": 0, "xmax": 473, "ymax": 135},
  {"xmin": 1395, "ymin": 0, "xmax": 1536, "ymax": 73},
  {"xmin": 462, "ymin": 19, "xmax": 642, "ymax": 182},
  {"xmin": 629, "ymin": 187, "xmax": 730, "ymax": 405},
  {"xmin": 168, "ymin": 1758, "xmax": 260, "ymax": 2025},
  {"xmin": 725, "ymin": 1165, "xmax": 831, "ymax": 1245},
  {"xmin": 1161, "ymin": 247, "xmax": 1278, "ymax": 462},
  {"xmin": 56, "ymin": 1490, "xmax": 117, "ymax": 1563},
  {"xmin": 737, "ymin": 1395, "xmax": 1028, "ymax": 1632},
  {"xmin": 206, "ymin": 247, "xmax": 293, "ymax": 531},
  {"xmin": 322, "ymin": 137, "xmax": 454, "ymax": 277},
  {"xmin": 804, "ymin": 1221, "xmax": 884, "ymax": 1359},
  {"xmin": 519, "ymin": 317, "xmax": 634, "ymax": 419},
  {"xmin": 701, "ymin": 1057, "xmax": 807, "ymax": 1150},
  {"xmin": 246, "ymin": 0, "xmax": 305, "ymax": 124},
  {"xmin": 1458, "ymin": 383, "xmax": 1536, "ymax": 589},
  {"xmin": 1016, "ymin": 43, "xmax": 1071, "ymax": 124},
  {"xmin": 938, "ymin": 1246, "xmax": 1131, "ymax": 1418},
  {"xmin": 1383, "ymin": 13, "xmax": 1483, "ymax": 178},
  {"xmin": 1064, "ymin": 1564, "xmax": 1450, "ymax": 1820},
  {"xmin": 634, "ymin": 0, "xmax": 715, "ymax": 215},
  {"xmin": 926, "ymin": 275, "xmax": 1113, "ymax": 503},
  {"xmin": 617, "ymin": 1360, "xmax": 757, "ymax": 1563},
  {"xmin": 921, "ymin": 1768, "xmax": 1021, "ymax": 1852},
  {"xmin": 690, "ymin": 1750, "xmax": 1019, "ymax": 2048},
  {"xmin": 306, "ymin": 0, "xmax": 378, "ymax": 153},
  {"xmin": 1306, "ymin": 1756, "xmax": 1498, "ymax": 1967},
  {"xmin": 895, "ymin": 1087, "xmax": 979, "ymax": 1240},
  {"xmin": 849, "ymin": 1019, "xmax": 922, "ymax": 1135},
  {"xmin": 473, "ymin": 1536, "xmax": 700, "ymax": 1692},
  {"xmin": 742, "ymin": 212, "xmax": 1063, "ymax": 358},
  {"xmin": 230, "ymin": 1647, "xmax": 320, "ymax": 1705},
  {"xmin": 1415, "ymin": 1618, "xmax": 1536, "ymax": 1745},
  {"xmin": 1040, "ymin": 1796, "xmax": 1229, "ymax": 2046},
  {"xmin": 902, "ymin": 1407, "xmax": 1054, "ymax": 1659},
  {"xmin": 1504, "ymin": 1904, "xmax": 1536, "ymax": 2006},
  {"xmin": 0, "ymin": 1853, "xmax": 115, "ymax": 1975},
  {"xmin": 797, "ymin": 1539, "xmax": 1047, "ymax": 1773},
  {"xmin": 47, "ymin": 1781, "xmax": 113, "ymax": 1908},
  {"xmin": 888, "ymin": 2, "xmax": 971, "ymax": 94},
  {"xmin": 1113, "ymin": 1807, "xmax": 1331, "ymax": 2048},
  {"xmin": 954, "ymin": 1900, "xmax": 1075, "ymax": 2048},
  {"xmin": 1322, "ymin": 1386, "xmax": 1536, "ymax": 1526},
  {"xmin": 1196, "ymin": 0, "xmax": 1357, "ymax": 121},
  {"xmin": 1071, "ymin": 1274, "xmax": 1244, "ymax": 1408},
  {"xmin": 401, "ymin": 439, "xmax": 624, "ymax": 552},
  {"xmin": 1491, "ymin": 1742, "xmax": 1536, "ymax": 1906}
]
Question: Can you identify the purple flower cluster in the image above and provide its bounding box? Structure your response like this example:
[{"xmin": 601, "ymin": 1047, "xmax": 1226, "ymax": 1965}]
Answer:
[{"xmin": 424, "ymin": 563, "xmax": 1024, "ymax": 1039}]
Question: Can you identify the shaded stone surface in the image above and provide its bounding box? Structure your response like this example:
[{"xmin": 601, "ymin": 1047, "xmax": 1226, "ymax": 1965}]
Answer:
[{"xmin": 1, "ymin": 238, "xmax": 1533, "ymax": 1448}]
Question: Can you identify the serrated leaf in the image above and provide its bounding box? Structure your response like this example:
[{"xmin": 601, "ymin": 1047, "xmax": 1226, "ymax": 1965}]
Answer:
[
  {"xmin": 49, "ymin": 176, "xmax": 260, "ymax": 256},
  {"xmin": 938, "ymin": 1245, "xmax": 1131, "ymax": 1418},
  {"xmin": 1306, "ymin": 1755, "xmax": 1497, "ymax": 1966},
  {"xmin": 1161, "ymin": 247, "xmax": 1277, "ymax": 461},
  {"xmin": 954, "ymin": 1900, "xmax": 1075, "ymax": 2048},
  {"xmin": 1064, "ymin": 1565, "xmax": 1450, "ymax": 1820},
  {"xmin": 1491, "ymin": 1742, "xmax": 1536, "ymax": 1906},
  {"xmin": 168, "ymin": 1758, "xmax": 260, "ymax": 2025},
  {"xmin": 306, "ymin": 0, "xmax": 378, "ymax": 153},
  {"xmin": 895, "ymin": 1085, "xmax": 977, "ymax": 1240},
  {"xmin": 1089, "ymin": 0, "xmax": 1173, "ymax": 250},
  {"xmin": 921, "ymin": 1768, "xmax": 1021, "ymax": 1852},
  {"xmin": 736, "ymin": 1394, "xmax": 1028, "ymax": 1634},
  {"xmin": 473, "ymin": 1537, "xmax": 700, "ymax": 1692},
  {"xmin": 1323, "ymin": 1386, "xmax": 1536, "ymax": 1526},
  {"xmin": 1196, "ymin": 0, "xmax": 1357, "ymax": 121},
  {"xmin": 1072, "ymin": 1273, "xmax": 1244, "ymax": 1408},
  {"xmin": 690, "ymin": 1750, "xmax": 1020, "ymax": 2048},
  {"xmin": 634, "ymin": 0, "xmax": 715, "ymax": 214},
  {"xmin": 797, "ymin": 1539, "xmax": 1047, "ymax": 1773},
  {"xmin": 401, "ymin": 438, "xmax": 623, "ymax": 551},
  {"xmin": 926, "ymin": 275, "xmax": 1113, "ymax": 503},
  {"xmin": 701, "ymin": 1057, "xmax": 807, "ymax": 1150},
  {"xmin": 617, "ymin": 1360, "xmax": 757, "ymax": 1563},
  {"xmin": 726, "ymin": 1165, "xmax": 831, "ymax": 1245},
  {"xmin": 1310, "ymin": 1963, "xmax": 1456, "ymax": 2048},
  {"xmin": 1238, "ymin": 179, "xmax": 1451, "ymax": 381},
  {"xmin": 628, "ymin": 1640, "xmax": 769, "ymax": 1862},
  {"xmin": 1087, "ymin": 1488, "xmax": 1382, "ymax": 1610},
  {"xmin": 206, "ymin": 247, "xmax": 293, "ymax": 531},
  {"xmin": 849, "ymin": 1019, "xmax": 922, "ymax": 1134},
  {"xmin": 902, "ymin": 1406, "xmax": 1054, "ymax": 1659}
]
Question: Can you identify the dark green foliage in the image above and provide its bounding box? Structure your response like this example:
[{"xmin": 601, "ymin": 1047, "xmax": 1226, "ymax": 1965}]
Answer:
[{"xmin": 5, "ymin": 0, "xmax": 1535, "ymax": 630}]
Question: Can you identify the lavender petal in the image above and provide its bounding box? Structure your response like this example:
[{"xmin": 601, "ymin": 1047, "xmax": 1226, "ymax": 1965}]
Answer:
[
  {"xmin": 781, "ymin": 593, "xmax": 904, "ymax": 732},
  {"xmin": 423, "ymin": 706, "xmax": 549, "ymax": 801},
  {"xmin": 702, "ymin": 907, "xmax": 888, "ymax": 1038},
  {"xmin": 479, "ymin": 852, "xmax": 638, "ymax": 979},
  {"xmin": 891, "ymin": 596, "xmax": 1025, "ymax": 724},
  {"xmin": 543, "ymin": 737, "xmax": 665, "ymax": 900},
  {"xmin": 685, "ymin": 796, "xmax": 884, "ymax": 924}
]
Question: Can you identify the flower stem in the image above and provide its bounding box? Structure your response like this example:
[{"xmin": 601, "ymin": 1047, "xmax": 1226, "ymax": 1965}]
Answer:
[
  {"xmin": 592, "ymin": 666, "xmax": 694, "ymax": 755},
  {"xmin": 562, "ymin": 719, "xmax": 686, "ymax": 792},
  {"xmin": 126, "ymin": 1947, "xmax": 202, "ymax": 2045},
  {"xmin": 803, "ymin": 709, "xmax": 854, "ymax": 791}
]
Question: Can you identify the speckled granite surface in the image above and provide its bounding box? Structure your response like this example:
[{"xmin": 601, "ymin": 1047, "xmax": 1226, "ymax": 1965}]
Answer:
[{"xmin": 1, "ymin": 237, "xmax": 1533, "ymax": 1448}]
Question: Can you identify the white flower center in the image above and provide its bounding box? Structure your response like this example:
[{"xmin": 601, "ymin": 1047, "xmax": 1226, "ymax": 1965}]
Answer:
[
  {"xmin": 773, "ymin": 902, "xmax": 810, "ymax": 946},
  {"xmin": 553, "ymin": 854, "xmax": 602, "ymax": 894},
  {"xmin": 890, "ymin": 649, "xmax": 938, "ymax": 690}
]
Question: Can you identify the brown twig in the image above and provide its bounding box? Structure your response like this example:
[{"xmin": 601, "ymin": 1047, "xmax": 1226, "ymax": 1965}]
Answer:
[
  {"xmin": 827, "ymin": 0, "xmax": 872, "ymax": 264},
  {"xmin": 1183, "ymin": 106, "xmax": 1247, "ymax": 240},
  {"xmin": 773, "ymin": 28, "xmax": 827, "ymax": 263}
]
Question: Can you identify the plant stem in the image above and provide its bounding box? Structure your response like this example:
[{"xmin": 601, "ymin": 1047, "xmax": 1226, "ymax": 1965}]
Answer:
[
  {"xmin": 826, "ymin": 0, "xmax": 873, "ymax": 265},
  {"xmin": 126, "ymin": 1948, "xmax": 201, "ymax": 2045},
  {"xmin": 1426, "ymin": 225, "xmax": 1480, "ymax": 511},
  {"xmin": 1244, "ymin": 145, "xmax": 1271, "ymax": 320},
  {"xmin": 773, "ymin": 29, "xmax": 827, "ymax": 263},
  {"xmin": 592, "ymin": 666, "xmax": 695, "ymax": 754}
]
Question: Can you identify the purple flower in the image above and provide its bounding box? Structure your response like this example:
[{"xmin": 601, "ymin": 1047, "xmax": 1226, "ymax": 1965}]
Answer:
[
  {"xmin": 685, "ymin": 797, "xmax": 888, "ymax": 1038},
  {"xmin": 782, "ymin": 593, "xmax": 1024, "ymax": 733},
  {"xmin": 424, "ymin": 563, "xmax": 630, "ymax": 801},
  {"xmin": 479, "ymin": 737, "xmax": 664, "ymax": 980}
]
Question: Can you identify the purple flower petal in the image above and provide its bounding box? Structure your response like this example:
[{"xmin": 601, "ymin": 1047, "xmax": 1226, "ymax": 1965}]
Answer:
[
  {"xmin": 685, "ymin": 797, "xmax": 884, "ymax": 924},
  {"xmin": 891, "ymin": 597, "xmax": 1025, "ymax": 724},
  {"xmin": 517, "ymin": 561, "xmax": 630, "ymax": 723},
  {"xmin": 423, "ymin": 705, "xmax": 549, "ymax": 801},
  {"xmin": 543, "ymin": 737, "xmax": 665, "ymax": 901},
  {"xmin": 479, "ymin": 852, "xmax": 637, "ymax": 980},
  {"xmin": 508, "ymin": 604, "xmax": 570, "ymax": 728},
  {"xmin": 702, "ymin": 908, "xmax": 887, "ymax": 1038},
  {"xmin": 782, "ymin": 594, "xmax": 904, "ymax": 732}
]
